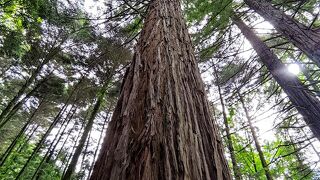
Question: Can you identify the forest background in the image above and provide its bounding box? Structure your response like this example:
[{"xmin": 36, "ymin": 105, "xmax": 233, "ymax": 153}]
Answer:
[{"xmin": 0, "ymin": 0, "xmax": 320, "ymax": 179}]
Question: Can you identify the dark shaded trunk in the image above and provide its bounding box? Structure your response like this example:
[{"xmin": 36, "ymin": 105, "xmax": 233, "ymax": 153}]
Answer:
[
  {"xmin": 232, "ymin": 15, "xmax": 320, "ymax": 141},
  {"xmin": 79, "ymin": 130, "xmax": 91, "ymax": 171},
  {"xmin": 237, "ymin": 91, "xmax": 273, "ymax": 180},
  {"xmin": 213, "ymin": 65, "xmax": 242, "ymax": 180},
  {"xmin": 90, "ymin": 0, "xmax": 231, "ymax": 179},
  {"xmin": 17, "ymin": 124, "xmax": 40, "ymax": 153},
  {"xmin": 62, "ymin": 121, "xmax": 86, "ymax": 174},
  {"xmin": 243, "ymin": 0, "xmax": 320, "ymax": 67}
]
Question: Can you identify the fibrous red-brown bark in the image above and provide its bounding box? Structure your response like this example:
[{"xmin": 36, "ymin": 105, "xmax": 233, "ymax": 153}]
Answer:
[{"xmin": 90, "ymin": 0, "xmax": 231, "ymax": 179}]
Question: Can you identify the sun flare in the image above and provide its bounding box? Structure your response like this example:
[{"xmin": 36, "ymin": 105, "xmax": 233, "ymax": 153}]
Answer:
[{"xmin": 288, "ymin": 64, "xmax": 301, "ymax": 75}]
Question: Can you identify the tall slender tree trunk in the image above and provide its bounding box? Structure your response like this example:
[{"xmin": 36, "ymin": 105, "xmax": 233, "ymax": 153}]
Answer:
[
  {"xmin": 232, "ymin": 15, "xmax": 320, "ymax": 141},
  {"xmin": 88, "ymin": 109, "xmax": 111, "ymax": 179},
  {"xmin": 237, "ymin": 91, "xmax": 273, "ymax": 180},
  {"xmin": 0, "ymin": 75, "xmax": 49, "ymax": 129},
  {"xmin": 0, "ymin": 98, "xmax": 44, "ymax": 166},
  {"xmin": 33, "ymin": 106, "xmax": 78, "ymax": 180},
  {"xmin": 90, "ymin": 0, "xmax": 231, "ymax": 179},
  {"xmin": 213, "ymin": 65, "xmax": 242, "ymax": 180},
  {"xmin": 243, "ymin": 0, "xmax": 320, "ymax": 67},
  {"xmin": 62, "ymin": 121, "xmax": 86, "ymax": 174},
  {"xmin": 249, "ymin": 142, "xmax": 258, "ymax": 176},
  {"xmin": 0, "ymin": 47, "xmax": 59, "ymax": 122},
  {"xmin": 62, "ymin": 82, "xmax": 109, "ymax": 180}
]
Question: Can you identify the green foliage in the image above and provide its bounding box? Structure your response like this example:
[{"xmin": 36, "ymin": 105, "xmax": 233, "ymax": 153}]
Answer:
[
  {"xmin": 0, "ymin": 0, "xmax": 52, "ymax": 58},
  {"xmin": 231, "ymin": 133, "xmax": 314, "ymax": 179},
  {"xmin": 226, "ymin": 107, "xmax": 235, "ymax": 127},
  {"xmin": 0, "ymin": 136, "xmax": 62, "ymax": 179},
  {"xmin": 122, "ymin": 17, "xmax": 143, "ymax": 35},
  {"xmin": 0, "ymin": 0, "xmax": 319, "ymax": 179},
  {"xmin": 185, "ymin": 0, "xmax": 233, "ymax": 44}
]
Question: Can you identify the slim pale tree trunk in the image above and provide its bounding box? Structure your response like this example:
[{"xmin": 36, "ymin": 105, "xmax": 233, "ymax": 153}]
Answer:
[
  {"xmin": 243, "ymin": 0, "xmax": 320, "ymax": 67},
  {"xmin": 90, "ymin": 0, "xmax": 231, "ymax": 179},
  {"xmin": 213, "ymin": 65, "xmax": 242, "ymax": 180},
  {"xmin": 232, "ymin": 15, "xmax": 320, "ymax": 141},
  {"xmin": 237, "ymin": 91, "xmax": 273, "ymax": 180}
]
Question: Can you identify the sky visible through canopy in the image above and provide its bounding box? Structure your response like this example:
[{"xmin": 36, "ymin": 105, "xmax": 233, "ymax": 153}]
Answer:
[{"xmin": 81, "ymin": 0, "xmax": 320, "ymax": 170}]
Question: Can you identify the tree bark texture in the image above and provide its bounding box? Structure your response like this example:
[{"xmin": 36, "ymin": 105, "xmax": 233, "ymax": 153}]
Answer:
[
  {"xmin": 90, "ymin": 0, "xmax": 231, "ymax": 179},
  {"xmin": 232, "ymin": 15, "xmax": 320, "ymax": 141},
  {"xmin": 244, "ymin": 0, "xmax": 320, "ymax": 67}
]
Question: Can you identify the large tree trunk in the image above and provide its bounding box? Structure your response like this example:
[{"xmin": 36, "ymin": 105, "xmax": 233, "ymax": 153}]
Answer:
[
  {"xmin": 232, "ymin": 15, "xmax": 320, "ymax": 141},
  {"xmin": 90, "ymin": 0, "xmax": 231, "ymax": 179},
  {"xmin": 243, "ymin": 0, "xmax": 320, "ymax": 67}
]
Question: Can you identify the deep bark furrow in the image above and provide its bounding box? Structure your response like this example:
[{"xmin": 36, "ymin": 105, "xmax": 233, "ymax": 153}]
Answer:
[{"xmin": 90, "ymin": 0, "xmax": 231, "ymax": 179}]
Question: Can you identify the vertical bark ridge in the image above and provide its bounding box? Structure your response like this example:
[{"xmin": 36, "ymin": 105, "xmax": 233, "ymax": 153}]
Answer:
[{"xmin": 90, "ymin": 0, "xmax": 231, "ymax": 179}]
